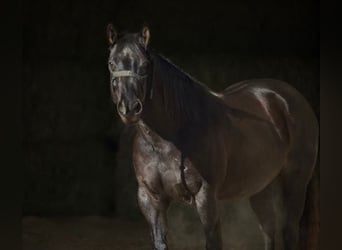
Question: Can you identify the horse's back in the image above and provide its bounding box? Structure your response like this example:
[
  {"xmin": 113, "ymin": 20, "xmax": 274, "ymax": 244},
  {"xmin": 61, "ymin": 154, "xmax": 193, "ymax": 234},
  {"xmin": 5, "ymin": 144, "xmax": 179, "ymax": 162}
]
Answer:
[
  {"xmin": 221, "ymin": 79, "xmax": 318, "ymax": 145},
  {"xmin": 222, "ymin": 79, "xmax": 316, "ymax": 118}
]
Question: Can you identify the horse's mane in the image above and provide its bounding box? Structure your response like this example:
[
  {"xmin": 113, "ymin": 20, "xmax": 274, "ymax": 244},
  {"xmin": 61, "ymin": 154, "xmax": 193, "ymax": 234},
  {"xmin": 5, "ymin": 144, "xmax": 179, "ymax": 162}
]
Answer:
[{"xmin": 149, "ymin": 51, "xmax": 219, "ymax": 125}]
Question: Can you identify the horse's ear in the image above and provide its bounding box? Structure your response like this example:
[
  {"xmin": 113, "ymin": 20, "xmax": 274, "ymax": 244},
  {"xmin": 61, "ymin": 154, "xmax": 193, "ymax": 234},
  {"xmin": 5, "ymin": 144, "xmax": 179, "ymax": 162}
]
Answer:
[
  {"xmin": 106, "ymin": 23, "xmax": 117, "ymax": 46},
  {"xmin": 140, "ymin": 25, "xmax": 150, "ymax": 49}
]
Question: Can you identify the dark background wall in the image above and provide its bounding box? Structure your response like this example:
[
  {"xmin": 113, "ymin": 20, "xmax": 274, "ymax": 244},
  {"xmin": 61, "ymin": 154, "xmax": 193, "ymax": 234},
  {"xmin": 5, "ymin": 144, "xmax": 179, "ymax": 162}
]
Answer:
[{"xmin": 23, "ymin": 0, "xmax": 319, "ymax": 216}]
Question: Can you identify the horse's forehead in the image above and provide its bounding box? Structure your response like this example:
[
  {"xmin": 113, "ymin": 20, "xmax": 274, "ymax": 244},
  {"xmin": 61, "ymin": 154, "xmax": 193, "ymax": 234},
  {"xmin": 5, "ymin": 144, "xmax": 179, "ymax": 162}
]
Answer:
[
  {"xmin": 112, "ymin": 43, "xmax": 142, "ymax": 60},
  {"xmin": 118, "ymin": 46, "xmax": 133, "ymax": 56}
]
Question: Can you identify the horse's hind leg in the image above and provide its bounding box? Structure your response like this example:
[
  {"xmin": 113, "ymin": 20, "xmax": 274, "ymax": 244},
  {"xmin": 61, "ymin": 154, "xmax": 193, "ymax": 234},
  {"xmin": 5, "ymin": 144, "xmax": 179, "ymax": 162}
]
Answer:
[
  {"xmin": 279, "ymin": 149, "xmax": 317, "ymax": 250},
  {"xmin": 250, "ymin": 177, "xmax": 285, "ymax": 250},
  {"xmin": 195, "ymin": 182, "xmax": 222, "ymax": 250},
  {"xmin": 250, "ymin": 152, "xmax": 316, "ymax": 250}
]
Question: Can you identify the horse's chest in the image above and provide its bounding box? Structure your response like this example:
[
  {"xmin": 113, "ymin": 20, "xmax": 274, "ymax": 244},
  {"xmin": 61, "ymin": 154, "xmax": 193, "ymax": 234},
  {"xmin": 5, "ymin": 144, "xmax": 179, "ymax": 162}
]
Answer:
[{"xmin": 133, "ymin": 136, "xmax": 202, "ymax": 202}]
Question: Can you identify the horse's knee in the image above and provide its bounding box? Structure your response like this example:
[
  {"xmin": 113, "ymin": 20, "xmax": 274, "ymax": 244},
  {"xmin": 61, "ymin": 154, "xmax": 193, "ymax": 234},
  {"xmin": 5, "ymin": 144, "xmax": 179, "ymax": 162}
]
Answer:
[{"xmin": 137, "ymin": 186, "xmax": 169, "ymax": 250}]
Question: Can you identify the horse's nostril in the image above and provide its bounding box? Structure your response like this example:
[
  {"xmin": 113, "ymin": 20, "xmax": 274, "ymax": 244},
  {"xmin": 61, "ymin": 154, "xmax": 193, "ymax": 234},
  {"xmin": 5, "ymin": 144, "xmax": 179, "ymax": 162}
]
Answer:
[
  {"xmin": 118, "ymin": 101, "xmax": 127, "ymax": 116},
  {"xmin": 132, "ymin": 100, "xmax": 142, "ymax": 114}
]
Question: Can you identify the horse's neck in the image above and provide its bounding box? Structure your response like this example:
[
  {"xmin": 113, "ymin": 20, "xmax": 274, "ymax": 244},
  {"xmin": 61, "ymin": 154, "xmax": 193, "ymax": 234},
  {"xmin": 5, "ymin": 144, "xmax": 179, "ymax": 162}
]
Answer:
[
  {"xmin": 141, "ymin": 82, "xmax": 178, "ymax": 141},
  {"xmin": 141, "ymin": 53, "xmax": 220, "ymax": 143}
]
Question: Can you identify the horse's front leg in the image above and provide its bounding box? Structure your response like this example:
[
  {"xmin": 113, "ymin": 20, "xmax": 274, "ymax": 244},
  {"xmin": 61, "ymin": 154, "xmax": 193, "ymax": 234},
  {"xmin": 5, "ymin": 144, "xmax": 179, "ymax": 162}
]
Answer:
[
  {"xmin": 138, "ymin": 185, "xmax": 169, "ymax": 250},
  {"xmin": 195, "ymin": 182, "xmax": 222, "ymax": 250}
]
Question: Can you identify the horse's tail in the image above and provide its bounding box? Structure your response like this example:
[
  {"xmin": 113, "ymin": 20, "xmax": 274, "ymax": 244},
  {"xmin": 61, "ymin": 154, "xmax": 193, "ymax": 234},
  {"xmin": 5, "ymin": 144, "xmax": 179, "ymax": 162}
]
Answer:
[{"xmin": 299, "ymin": 160, "xmax": 320, "ymax": 250}]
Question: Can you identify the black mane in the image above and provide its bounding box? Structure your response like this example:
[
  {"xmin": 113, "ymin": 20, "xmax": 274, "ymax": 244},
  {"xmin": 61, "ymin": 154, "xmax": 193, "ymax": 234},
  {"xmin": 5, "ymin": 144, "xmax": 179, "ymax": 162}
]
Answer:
[{"xmin": 149, "ymin": 51, "xmax": 220, "ymax": 125}]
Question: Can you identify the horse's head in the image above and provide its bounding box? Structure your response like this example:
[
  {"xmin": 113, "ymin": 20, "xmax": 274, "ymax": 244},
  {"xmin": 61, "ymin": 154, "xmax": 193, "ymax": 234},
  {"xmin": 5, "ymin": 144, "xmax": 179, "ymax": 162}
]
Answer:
[{"xmin": 106, "ymin": 24, "xmax": 151, "ymax": 124}]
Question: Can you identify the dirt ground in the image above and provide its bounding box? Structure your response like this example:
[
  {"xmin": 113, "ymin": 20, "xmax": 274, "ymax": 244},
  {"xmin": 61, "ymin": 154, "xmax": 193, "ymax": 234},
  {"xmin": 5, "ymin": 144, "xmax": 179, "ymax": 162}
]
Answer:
[
  {"xmin": 23, "ymin": 201, "xmax": 264, "ymax": 250},
  {"xmin": 23, "ymin": 216, "xmax": 153, "ymax": 250}
]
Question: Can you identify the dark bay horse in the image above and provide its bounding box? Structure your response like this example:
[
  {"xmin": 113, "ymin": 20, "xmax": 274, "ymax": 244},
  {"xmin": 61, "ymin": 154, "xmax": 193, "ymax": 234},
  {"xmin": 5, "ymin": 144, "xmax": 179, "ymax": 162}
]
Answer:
[{"xmin": 106, "ymin": 24, "xmax": 319, "ymax": 250}]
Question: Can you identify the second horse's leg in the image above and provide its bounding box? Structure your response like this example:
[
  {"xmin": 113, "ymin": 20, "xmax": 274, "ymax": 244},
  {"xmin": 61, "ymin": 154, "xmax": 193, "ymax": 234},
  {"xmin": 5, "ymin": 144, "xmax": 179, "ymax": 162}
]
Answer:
[
  {"xmin": 138, "ymin": 186, "xmax": 169, "ymax": 250},
  {"xmin": 195, "ymin": 182, "xmax": 222, "ymax": 250}
]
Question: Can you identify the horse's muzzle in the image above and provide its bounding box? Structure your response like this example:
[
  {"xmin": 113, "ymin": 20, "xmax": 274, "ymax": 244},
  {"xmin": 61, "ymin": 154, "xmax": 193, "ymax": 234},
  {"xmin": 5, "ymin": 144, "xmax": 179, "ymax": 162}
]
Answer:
[{"xmin": 117, "ymin": 99, "xmax": 143, "ymax": 124}]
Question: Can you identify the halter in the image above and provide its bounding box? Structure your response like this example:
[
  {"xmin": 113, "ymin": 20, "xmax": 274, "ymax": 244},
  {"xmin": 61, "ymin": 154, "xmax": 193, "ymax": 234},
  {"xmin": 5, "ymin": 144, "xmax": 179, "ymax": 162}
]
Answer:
[
  {"xmin": 109, "ymin": 67, "xmax": 153, "ymax": 100},
  {"xmin": 109, "ymin": 70, "xmax": 148, "ymax": 80}
]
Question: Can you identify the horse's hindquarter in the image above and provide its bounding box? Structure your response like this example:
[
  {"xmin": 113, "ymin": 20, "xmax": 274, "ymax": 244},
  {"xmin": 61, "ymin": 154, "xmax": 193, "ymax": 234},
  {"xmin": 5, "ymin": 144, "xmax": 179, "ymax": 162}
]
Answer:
[{"xmin": 217, "ymin": 80, "xmax": 296, "ymax": 199}]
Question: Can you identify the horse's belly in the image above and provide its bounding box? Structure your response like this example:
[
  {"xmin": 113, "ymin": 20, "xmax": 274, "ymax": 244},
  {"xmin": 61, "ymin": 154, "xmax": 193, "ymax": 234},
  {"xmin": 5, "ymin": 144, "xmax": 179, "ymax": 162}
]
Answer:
[
  {"xmin": 219, "ymin": 124, "xmax": 288, "ymax": 200},
  {"xmin": 219, "ymin": 158, "xmax": 285, "ymax": 200}
]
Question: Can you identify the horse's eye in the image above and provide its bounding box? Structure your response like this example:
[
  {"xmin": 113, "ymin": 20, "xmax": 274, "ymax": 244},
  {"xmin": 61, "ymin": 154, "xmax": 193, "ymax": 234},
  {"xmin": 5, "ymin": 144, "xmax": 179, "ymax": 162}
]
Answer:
[
  {"xmin": 108, "ymin": 61, "xmax": 115, "ymax": 69},
  {"xmin": 111, "ymin": 78, "xmax": 117, "ymax": 89}
]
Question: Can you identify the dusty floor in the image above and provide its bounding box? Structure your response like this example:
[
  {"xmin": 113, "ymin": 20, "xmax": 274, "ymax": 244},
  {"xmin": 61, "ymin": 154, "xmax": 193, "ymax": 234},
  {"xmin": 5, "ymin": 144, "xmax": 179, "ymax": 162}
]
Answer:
[
  {"xmin": 23, "ymin": 201, "xmax": 264, "ymax": 250},
  {"xmin": 23, "ymin": 216, "xmax": 152, "ymax": 250}
]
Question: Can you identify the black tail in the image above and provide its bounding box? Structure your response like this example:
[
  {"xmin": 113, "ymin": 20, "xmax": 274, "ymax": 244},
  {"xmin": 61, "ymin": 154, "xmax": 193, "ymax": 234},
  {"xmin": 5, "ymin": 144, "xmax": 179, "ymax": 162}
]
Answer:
[{"xmin": 299, "ymin": 161, "xmax": 320, "ymax": 250}]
